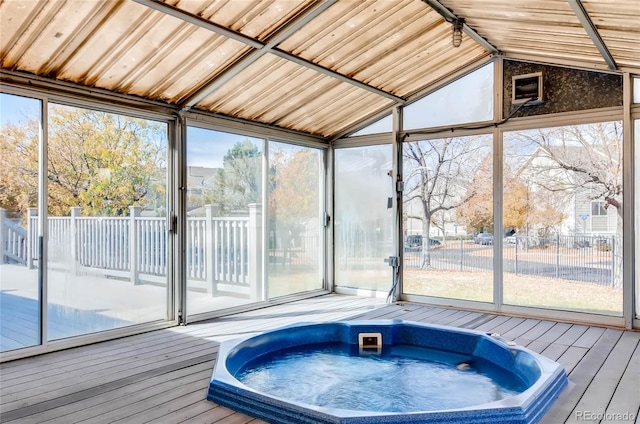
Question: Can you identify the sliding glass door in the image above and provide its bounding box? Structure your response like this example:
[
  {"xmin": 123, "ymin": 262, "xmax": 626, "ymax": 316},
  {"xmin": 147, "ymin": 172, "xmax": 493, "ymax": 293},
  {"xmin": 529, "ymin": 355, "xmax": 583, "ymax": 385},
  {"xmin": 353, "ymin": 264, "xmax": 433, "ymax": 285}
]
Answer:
[
  {"xmin": 46, "ymin": 103, "xmax": 169, "ymax": 340},
  {"xmin": 1, "ymin": 94, "xmax": 171, "ymax": 351},
  {"xmin": 268, "ymin": 142, "xmax": 324, "ymax": 297},
  {"xmin": 185, "ymin": 127, "xmax": 265, "ymax": 316},
  {"xmin": 0, "ymin": 93, "xmax": 42, "ymax": 352},
  {"xmin": 334, "ymin": 145, "xmax": 394, "ymax": 294}
]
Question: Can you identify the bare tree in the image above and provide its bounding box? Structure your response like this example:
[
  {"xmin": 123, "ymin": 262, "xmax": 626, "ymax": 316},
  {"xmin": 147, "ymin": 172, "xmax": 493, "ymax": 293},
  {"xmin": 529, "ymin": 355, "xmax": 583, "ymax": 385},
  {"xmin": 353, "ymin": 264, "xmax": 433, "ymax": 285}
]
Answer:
[
  {"xmin": 509, "ymin": 122, "xmax": 623, "ymax": 287},
  {"xmin": 404, "ymin": 135, "xmax": 492, "ymax": 268}
]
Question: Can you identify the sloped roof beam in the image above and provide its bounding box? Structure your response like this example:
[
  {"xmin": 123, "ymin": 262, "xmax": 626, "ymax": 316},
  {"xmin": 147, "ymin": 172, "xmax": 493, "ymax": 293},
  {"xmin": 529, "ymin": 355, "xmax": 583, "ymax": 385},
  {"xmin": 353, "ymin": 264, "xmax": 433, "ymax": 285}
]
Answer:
[
  {"xmin": 182, "ymin": 0, "xmax": 338, "ymax": 109},
  {"xmin": 566, "ymin": 0, "xmax": 617, "ymax": 70},
  {"xmin": 133, "ymin": 0, "xmax": 405, "ymax": 107},
  {"xmin": 133, "ymin": 0, "xmax": 263, "ymax": 48},
  {"xmin": 421, "ymin": 0, "xmax": 498, "ymax": 54}
]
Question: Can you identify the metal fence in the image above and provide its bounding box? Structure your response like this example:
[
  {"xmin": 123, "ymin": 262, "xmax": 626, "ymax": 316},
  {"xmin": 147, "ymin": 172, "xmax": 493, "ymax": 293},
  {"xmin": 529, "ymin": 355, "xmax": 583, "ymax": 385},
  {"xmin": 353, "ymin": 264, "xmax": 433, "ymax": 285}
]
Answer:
[{"xmin": 404, "ymin": 234, "xmax": 617, "ymax": 287}]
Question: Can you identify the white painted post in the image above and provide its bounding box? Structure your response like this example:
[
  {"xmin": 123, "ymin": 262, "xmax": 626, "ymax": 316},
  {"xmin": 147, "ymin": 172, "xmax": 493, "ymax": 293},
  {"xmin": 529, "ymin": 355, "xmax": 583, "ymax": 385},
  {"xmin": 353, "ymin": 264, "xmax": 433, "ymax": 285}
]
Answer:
[
  {"xmin": 0, "ymin": 208, "xmax": 6, "ymax": 265},
  {"xmin": 70, "ymin": 207, "xmax": 81, "ymax": 276},
  {"xmin": 27, "ymin": 208, "xmax": 37, "ymax": 269},
  {"xmin": 205, "ymin": 204, "xmax": 216, "ymax": 295},
  {"xmin": 130, "ymin": 206, "xmax": 140, "ymax": 285},
  {"xmin": 248, "ymin": 203, "xmax": 262, "ymax": 301}
]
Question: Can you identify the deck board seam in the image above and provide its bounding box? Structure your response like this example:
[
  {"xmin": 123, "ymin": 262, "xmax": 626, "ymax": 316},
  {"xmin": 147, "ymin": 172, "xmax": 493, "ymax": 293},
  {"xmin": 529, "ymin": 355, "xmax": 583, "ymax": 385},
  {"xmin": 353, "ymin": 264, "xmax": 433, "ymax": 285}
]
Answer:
[{"xmin": 0, "ymin": 354, "xmax": 215, "ymax": 422}]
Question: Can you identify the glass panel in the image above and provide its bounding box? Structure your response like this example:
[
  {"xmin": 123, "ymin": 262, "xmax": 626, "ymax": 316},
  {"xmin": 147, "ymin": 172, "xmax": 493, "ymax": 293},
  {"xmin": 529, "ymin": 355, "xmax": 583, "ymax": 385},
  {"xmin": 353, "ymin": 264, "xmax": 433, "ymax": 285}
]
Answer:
[
  {"xmin": 634, "ymin": 78, "xmax": 639, "ymax": 103},
  {"xmin": 186, "ymin": 127, "xmax": 264, "ymax": 315},
  {"xmin": 503, "ymin": 122, "xmax": 623, "ymax": 316},
  {"xmin": 403, "ymin": 64, "xmax": 494, "ymax": 130},
  {"xmin": 268, "ymin": 142, "xmax": 323, "ymax": 297},
  {"xmin": 350, "ymin": 115, "xmax": 392, "ymax": 137},
  {"xmin": 334, "ymin": 145, "xmax": 393, "ymax": 292},
  {"xmin": 0, "ymin": 93, "xmax": 42, "ymax": 352},
  {"xmin": 403, "ymin": 134, "xmax": 493, "ymax": 302},
  {"xmin": 46, "ymin": 103, "xmax": 168, "ymax": 340}
]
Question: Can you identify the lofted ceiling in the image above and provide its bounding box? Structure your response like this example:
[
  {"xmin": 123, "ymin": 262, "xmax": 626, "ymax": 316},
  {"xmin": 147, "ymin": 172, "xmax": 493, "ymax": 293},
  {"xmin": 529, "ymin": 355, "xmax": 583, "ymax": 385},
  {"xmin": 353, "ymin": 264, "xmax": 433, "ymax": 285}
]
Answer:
[{"xmin": 0, "ymin": 0, "xmax": 638, "ymax": 139}]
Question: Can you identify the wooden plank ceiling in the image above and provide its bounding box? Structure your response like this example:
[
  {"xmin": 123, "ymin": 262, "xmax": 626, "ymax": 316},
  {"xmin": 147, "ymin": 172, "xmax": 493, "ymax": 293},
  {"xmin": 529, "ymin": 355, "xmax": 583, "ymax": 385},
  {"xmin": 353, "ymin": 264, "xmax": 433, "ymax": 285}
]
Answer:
[{"xmin": 0, "ymin": 0, "xmax": 637, "ymax": 139}]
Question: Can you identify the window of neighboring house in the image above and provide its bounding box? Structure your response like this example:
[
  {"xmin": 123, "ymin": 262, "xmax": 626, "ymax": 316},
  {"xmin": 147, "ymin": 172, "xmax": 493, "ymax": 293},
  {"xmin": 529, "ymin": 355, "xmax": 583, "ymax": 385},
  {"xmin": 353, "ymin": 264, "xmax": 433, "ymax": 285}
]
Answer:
[{"xmin": 591, "ymin": 201, "xmax": 607, "ymax": 216}]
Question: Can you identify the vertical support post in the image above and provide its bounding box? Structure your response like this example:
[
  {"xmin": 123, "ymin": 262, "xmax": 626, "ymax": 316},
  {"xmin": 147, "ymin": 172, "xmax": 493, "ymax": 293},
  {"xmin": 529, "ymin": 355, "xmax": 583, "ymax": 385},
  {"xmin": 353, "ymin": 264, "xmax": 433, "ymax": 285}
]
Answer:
[
  {"xmin": 70, "ymin": 207, "xmax": 81, "ymax": 276},
  {"xmin": 27, "ymin": 208, "xmax": 37, "ymax": 269},
  {"xmin": 611, "ymin": 235, "xmax": 616, "ymax": 289},
  {"xmin": 556, "ymin": 233, "xmax": 560, "ymax": 279},
  {"xmin": 0, "ymin": 208, "xmax": 6, "ymax": 265},
  {"xmin": 248, "ymin": 203, "xmax": 262, "ymax": 301},
  {"xmin": 129, "ymin": 206, "xmax": 140, "ymax": 285},
  {"xmin": 493, "ymin": 57, "xmax": 504, "ymax": 312},
  {"xmin": 460, "ymin": 237, "xmax": 463, "ymax": 272},
  {"xmin": 621, "ymin": 72, "xmax": 634, "ymax": 328},
  {"xmin": 390, "ymin": 105, "xmax": 403, "ymax": 303},
  {"xmin": 515, "ymin": 236, "xmax": 518, "ymax": 275},
  {"xmin": 204, "ymin": 204, "xmax": 216, "ymax": 296}
]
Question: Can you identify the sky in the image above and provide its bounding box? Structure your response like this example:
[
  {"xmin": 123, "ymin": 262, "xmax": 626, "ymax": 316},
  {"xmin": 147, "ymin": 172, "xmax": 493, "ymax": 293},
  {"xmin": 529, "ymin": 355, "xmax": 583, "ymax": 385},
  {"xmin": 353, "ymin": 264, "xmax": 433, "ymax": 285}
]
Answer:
[
  {"xmin": 0, "ymin": 92, "xmax": 262, "ymax": 169},
  {"xmin": 186, "ymin": 127, "xmax": 262, "ymax": 168},
  {"xmin": 0, "ymin": 92, "xmax": 41, "ymax": 126}
]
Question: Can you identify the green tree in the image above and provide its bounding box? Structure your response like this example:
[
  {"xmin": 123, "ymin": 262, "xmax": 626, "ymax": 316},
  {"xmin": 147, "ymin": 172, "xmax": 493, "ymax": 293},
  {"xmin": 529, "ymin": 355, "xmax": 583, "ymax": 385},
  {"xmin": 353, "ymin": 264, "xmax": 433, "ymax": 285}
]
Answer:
[
  {"xmin": 206, "ymin": 139, "xmax": 262, "ymax": 214},
  {"xmin": 457, "ymin": 154, "xmax": 493, "ymax": 233},
  {"xmin": 268, "ymin": 146, "xmax": 319, "ymax": 249},
  {"xmin": 0, "ymin": 104, "xmax": 166, "ymax": 218}
]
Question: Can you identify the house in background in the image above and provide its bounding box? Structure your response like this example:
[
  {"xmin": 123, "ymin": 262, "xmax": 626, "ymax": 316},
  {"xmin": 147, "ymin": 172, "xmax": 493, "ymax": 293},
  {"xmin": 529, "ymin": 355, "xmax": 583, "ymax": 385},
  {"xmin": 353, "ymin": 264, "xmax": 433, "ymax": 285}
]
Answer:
[{"xmin": 516, "ymin": 143, "xmax": 620, "ymax": 238}]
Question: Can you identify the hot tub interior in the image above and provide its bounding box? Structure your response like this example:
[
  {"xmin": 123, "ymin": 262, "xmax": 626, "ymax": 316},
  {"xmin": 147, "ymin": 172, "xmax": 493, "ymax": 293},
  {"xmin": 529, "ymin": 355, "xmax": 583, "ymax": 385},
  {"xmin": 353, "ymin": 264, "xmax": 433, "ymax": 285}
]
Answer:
[{"xmin": 208, "ymin": 320, "xmax": 567, "ymax": 424}]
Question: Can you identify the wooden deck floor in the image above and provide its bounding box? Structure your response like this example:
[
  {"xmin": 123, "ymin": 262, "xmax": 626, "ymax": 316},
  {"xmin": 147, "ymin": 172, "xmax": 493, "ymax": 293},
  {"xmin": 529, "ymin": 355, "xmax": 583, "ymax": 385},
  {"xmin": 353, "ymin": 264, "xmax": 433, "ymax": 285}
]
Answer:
[{"xmin": 1, "ymin": 294, "xmax": 638, "ymax": 424}]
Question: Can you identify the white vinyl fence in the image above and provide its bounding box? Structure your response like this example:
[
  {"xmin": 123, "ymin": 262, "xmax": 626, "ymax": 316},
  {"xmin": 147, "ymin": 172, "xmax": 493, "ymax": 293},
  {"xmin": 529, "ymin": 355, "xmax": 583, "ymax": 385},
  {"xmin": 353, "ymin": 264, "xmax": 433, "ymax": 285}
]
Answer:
[{"xmin": 0, "ymin": 205, "xmax": 260, "ymax": 296}]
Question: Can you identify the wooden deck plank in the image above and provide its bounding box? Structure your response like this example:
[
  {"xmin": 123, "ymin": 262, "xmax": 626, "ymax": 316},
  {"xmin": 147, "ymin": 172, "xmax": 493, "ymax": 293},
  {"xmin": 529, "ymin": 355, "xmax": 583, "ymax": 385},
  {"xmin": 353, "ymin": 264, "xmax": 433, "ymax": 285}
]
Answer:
[
  {"xmin": 513, "ymin": 320, "xmax": 556, "ymax": 345},
  {"xmin": 430, "ymin": 310, "xmax": 473, "ymax": 326},
  {"xmin": 525, "ymin": 340, "xmax": 551, "ymax": 353},
  {"xmin": 554, "ymin": 324, "xmax": 589, "ymax": 346},
  {"xmin": 161, "ymin": 401, "xmax": 222, "ymax": 424},
  {"xmin": 575, "ymin": 332, "xmax": 640, "ymax": 424},
  {"xmin": 13, "ymin": 362, "xmax": 214, "ymax": 423},
  {"xmin": 540, "ymin": 342, "xmax": 571, "ymax": 361},
  {"xmin": 419, "ymin": 308, "xmax": 461, "ymax": 324},
  {"xmin": 1, "ymin": 341, "xmax": 217, "ymax": 408},
  {"xmin": 555, "ymin": 346, "xmax": 590, "ymax": 375},
  {"xmin": 459, "ymin": 313, "xmax": 495, "ymax": 329},
  {"xmin": 574, "ymin": 332, "xmax": 640, "ymax": 423},
  {"xmin": 572, "ymin": 326, "xmax": 607, "ymax": 348},
  {"xmin": 473, "ymin": 315, "xmax": 512, "ymax": 332},
  {"xmin": 484, "ymin": 317, "xmax": 526, "ymax": 336},
  {"xmin": 108, "ymin": 390, "xmax": 208, "ymax": 424},
  {"xmin": 178, "ymin": 407, "xmax": 237, "ymax": 424},
  {"xmin": 537, "ymin": 322, "xmax": 573, "ymax": 344},
  {"xmin": 1, "ymin": 295, "xmax": 638, "ymax": 424},
  {"xmin": 499, "ymin": 318, "xmax": 541, "ymax": 340},
  {"xmin": 539, "ymin": 328, "xmax": 624, "ymax": 424},
  {"xmin": 2, "ymin": 355, "xmax": 215, "ymax": 422},
  {"xmin": 445, "ymin": 311, "xmax": 485, "ymax": 328},
  {"xmin": 1, "ymin": 330, "xmax": 216, "ymax": 392},
  {"xmin": 396, "ymin": 305, "xmax": 440, "ymax": 322}
]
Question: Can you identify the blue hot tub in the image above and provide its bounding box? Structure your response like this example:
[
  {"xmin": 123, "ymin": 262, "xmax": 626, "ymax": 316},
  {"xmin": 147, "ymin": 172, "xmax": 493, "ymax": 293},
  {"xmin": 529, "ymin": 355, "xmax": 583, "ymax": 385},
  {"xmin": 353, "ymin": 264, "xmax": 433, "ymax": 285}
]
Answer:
[{"xmin": 207, "ymin": 320, "xmax": 567, "ymax": 424}]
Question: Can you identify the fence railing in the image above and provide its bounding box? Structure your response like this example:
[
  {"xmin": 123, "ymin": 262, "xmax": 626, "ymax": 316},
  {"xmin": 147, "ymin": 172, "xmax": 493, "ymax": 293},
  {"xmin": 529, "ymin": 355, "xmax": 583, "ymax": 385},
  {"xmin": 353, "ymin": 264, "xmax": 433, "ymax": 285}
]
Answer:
[
  {"xmin": 0, "ymin": 209, "xmax": 27, "ymax": 265},
  {"xmin": 0, "ymin": 205, "xmax": 264, "ymax": 297},
  {"xmin": 403, "ymin": 234, "xmax": 617, "ymax": 287}
]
